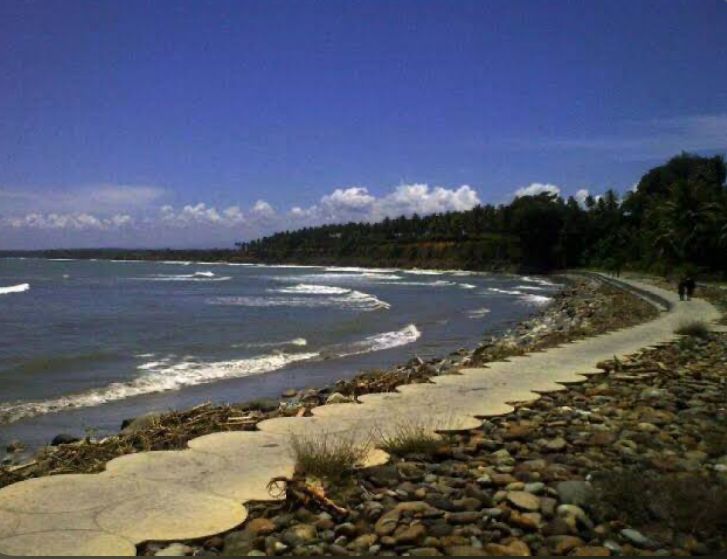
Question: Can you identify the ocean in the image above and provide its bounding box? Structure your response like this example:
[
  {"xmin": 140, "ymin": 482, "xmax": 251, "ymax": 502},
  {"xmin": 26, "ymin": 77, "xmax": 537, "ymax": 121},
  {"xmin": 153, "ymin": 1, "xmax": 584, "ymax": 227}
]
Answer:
[{"xmin": 0, "ymin": 258, "xmax": 559, "ymax": 454}]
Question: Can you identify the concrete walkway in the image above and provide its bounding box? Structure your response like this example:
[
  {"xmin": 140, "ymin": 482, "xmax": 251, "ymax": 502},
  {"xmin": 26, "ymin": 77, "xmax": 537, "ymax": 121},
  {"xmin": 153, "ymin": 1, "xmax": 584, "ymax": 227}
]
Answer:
[{"xmin": 0, "ymin": 276, "xmax": 721, "ymax": 556}]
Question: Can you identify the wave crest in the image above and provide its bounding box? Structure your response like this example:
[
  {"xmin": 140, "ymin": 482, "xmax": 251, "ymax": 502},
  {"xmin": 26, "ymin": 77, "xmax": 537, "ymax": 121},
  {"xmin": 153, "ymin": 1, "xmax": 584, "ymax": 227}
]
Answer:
[
  {"xmin": 0, "ymin": 324, "xmax": 421, "ymax": 424},
  {"xmin": 0, "ymin": 283, "xmax": 30, "ymax": 295}
]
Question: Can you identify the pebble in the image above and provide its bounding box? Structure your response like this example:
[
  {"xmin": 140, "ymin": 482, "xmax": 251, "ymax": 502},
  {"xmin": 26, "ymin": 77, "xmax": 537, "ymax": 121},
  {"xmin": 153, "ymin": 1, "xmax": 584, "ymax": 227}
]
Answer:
[
  {"xmin": 506, "ymin": 491, "xmax": 541, "ymax": 511},
  {"xmin": 154, "ymin": 543, "xmax": 193, "ymax": 556}
]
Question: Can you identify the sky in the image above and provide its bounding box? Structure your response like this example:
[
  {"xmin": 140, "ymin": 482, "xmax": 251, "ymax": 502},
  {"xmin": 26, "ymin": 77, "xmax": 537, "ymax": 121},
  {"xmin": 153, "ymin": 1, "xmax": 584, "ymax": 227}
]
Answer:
[{"xmin": 1, "ymin": 0, "xmax": 726, "ymax": 249}]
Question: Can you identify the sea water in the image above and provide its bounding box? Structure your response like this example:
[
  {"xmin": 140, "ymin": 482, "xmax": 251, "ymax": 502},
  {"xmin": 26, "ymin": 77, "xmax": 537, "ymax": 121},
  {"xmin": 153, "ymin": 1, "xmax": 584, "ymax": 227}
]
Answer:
[{"xmin": 0, "ymin": 258, "xmax": 560, "ymax": 453}]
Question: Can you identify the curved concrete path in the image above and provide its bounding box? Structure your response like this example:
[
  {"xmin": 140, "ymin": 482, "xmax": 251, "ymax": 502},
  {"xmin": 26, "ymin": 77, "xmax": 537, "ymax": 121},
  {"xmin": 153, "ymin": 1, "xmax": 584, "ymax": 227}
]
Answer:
[{"xmin": 0, "ymin": 276, "xmax": 721, "ymax": 556}]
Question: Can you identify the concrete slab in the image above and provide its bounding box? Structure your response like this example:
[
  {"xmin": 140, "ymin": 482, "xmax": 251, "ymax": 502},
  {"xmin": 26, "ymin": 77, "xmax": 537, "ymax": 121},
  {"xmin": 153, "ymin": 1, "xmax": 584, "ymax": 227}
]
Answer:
[{"xmin": 0, "ymin": 275, "xmax": 720, "ymax": 555}]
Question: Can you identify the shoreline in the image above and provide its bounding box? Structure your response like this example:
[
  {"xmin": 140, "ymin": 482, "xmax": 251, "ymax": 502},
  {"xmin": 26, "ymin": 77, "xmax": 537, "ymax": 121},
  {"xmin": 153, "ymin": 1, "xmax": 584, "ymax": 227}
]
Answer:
[
  {"xmin": 134, "ymin": 276, "xmax": 727, "ymax": 558},
  {"xmin": 0, "ymin": 274, "xmax": 656, "ymax": 488}
]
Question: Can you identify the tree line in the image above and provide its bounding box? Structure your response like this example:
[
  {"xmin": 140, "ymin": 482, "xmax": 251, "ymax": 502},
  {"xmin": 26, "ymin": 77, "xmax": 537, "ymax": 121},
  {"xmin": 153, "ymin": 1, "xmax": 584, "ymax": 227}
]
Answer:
[
  {"xmin": 4, "ymin": 153, "xmax": 725, "ymax": 276},
  {"xmin": 237, "ymin": 153, "xmax": 727, "ymax": 275}
]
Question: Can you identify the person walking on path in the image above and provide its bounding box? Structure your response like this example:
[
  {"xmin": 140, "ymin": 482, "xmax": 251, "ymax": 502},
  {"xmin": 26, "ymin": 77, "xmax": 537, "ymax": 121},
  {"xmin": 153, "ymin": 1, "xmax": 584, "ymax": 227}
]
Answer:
[
  {"xmin": 678, "ymin": 278, "xmax": 687, "ymax": 301},
  {"xmin": 685, "ymin": 276, "xmax": 696, "ymax": 300}
]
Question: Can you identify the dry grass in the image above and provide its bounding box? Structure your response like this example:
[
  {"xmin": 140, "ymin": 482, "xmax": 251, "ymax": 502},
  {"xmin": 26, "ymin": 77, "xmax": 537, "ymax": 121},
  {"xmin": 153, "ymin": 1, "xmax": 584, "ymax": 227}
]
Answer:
[
  {"xmin": 289, "ymin": 432, "xmax": 371, "ymax": 483},
  {"xmin": 376, "ymin": 421, "xmax": 444, "ymax": 457}
]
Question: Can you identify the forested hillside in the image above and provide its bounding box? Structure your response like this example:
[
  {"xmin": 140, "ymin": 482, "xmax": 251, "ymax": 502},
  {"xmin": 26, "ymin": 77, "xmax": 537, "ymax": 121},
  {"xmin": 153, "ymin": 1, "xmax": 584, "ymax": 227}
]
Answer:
[
  {"xmin": 238, "ymin": 153, "xmax": 727, "ymax": 275},
  {"xmin": 4, "ymin": 153, "xmax": 725, "ymax": 276}
]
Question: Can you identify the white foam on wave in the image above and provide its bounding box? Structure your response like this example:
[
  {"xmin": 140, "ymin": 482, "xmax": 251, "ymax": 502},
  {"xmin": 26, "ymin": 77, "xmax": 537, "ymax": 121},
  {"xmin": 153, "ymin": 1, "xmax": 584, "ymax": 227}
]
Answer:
[
  {"xmin": 487, "ymin": 287, "xmax": 524, "ymax": 296},
  {"xmin": 0, "ymin": 351, "xmax": 319, "ymax": 424},
  {"xmin": 274, "ymin": 272, "xmax": 402, "ymax": 283},
  {"xmin": 131, "ymin": 272, "xmax": 231, "ymax": 282},
  {"xmin": 467, "ymin": 307, "xmax": 491, "ymax": 318},
  {"xmin": 405, "ymin": 269, "xmax": 445, "ymax": 276},
  {"xmin": 324, "ymin": 266, "xmax": 399, "ymax": 274},
  {"xmin": 209, "ymin": 287, "xmax": 390, "ymax": 311},
  {"xmin": 519, "ymin": 293, "xmax": 553, "ymax": 306},
  {"xmin": 331, "ymin": 324, "xmax": 422, "ymax": 359},
  {"xmin": 516, "ymin": 284, "xmax": 549, "ymax": 291},
  {"xmin": 273, "ymin": 283, "xmax": 351, "ymax": 295},
  {"xmin": 392, "ymin": 279, "xmax": 476, "ymax": 290},
  {"xmin": 235, "ymin": 337, "xmax": 308, "ymax": 349},
  {"xmin": 521, "ymin": 275, "xmax": 561, "ymax": 287},
  {"xmin": 0, "ymin": 283, "xmax": 30, "ymax": 295},
  {"xmin": 0, "ymin": 324, "xmax": 421, "ymax": 424}
]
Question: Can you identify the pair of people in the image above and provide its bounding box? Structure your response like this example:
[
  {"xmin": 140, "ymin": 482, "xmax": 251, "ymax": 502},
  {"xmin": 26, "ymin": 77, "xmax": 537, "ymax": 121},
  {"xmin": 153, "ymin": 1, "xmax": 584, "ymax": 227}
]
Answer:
[{"xmin": 678, "ymin": 276, "xmax": 696, "ymax": 301}]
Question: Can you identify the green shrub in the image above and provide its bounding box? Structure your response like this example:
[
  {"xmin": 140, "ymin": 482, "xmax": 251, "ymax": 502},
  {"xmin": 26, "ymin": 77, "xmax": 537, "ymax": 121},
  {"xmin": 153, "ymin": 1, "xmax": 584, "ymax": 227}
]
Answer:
[
  {"xmin": 675, "ymin": 321, "xmax": 710, "ymax": 339},
  {"xmin": 593, "ymin": 468, "xmax": 727, "ymax": 535}
]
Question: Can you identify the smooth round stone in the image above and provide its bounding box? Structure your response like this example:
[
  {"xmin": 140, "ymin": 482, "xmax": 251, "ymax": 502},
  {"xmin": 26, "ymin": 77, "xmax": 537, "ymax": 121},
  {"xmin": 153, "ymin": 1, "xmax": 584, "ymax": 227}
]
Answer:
[{"xmin": 0, "ymin": 530, "xmax": 137, "ymax": 556}]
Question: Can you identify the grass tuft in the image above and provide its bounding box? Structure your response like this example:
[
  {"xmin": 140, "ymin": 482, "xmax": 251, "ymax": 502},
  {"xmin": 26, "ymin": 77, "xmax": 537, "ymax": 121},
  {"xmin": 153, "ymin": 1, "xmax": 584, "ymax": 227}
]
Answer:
[
  {"xmin": 376, "ymin": 421, "xmax": 444, "ymax": 457},
  {"xmin": 675, "ymin": 320, "xmax": 711, "ymax": 339},
  {"xmin": 290, "ymin": 432, "xmax": 370, "ymax": 483}
]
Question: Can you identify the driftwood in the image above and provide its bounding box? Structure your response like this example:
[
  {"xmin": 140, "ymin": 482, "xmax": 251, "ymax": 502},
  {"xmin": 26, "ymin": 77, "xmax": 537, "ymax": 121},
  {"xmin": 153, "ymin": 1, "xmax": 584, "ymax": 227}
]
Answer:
[{"xmin": 267, "ymin": 476, "xmax": 349, "ymax": 518}]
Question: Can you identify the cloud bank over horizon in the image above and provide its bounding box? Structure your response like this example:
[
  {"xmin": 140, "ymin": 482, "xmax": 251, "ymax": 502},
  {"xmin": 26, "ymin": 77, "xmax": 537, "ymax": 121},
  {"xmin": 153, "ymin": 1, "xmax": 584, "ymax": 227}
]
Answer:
[{"xmin": 0, "ymin": 181, "xmax": 613, "ymax": 249}]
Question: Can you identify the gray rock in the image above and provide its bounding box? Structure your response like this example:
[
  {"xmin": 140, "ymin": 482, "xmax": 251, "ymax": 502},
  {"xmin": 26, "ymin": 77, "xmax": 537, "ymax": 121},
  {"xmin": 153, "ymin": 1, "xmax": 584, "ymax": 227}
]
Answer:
[
  {"xmin": 282, "ymin": 523, "xmax": 317, "ymax": 547},
  {"xmin": 555, "ymin": 480, "xmax": 594, "ymax": 507},
  {"xmin": 243, "ymin": 398, "xmax": 279, "ymax": 413},
  {"xmin": 326, "ymin": 392, "xmax": 352, "ymax": 404},
  {"xmin": 121, "ymin": 411, "xmax": 163, "ymax": 433},
  {"xmin": 223, "ymin": 532, "xmax": 256, "ymax": 556},
  {"xmin": 50, "ymin": 433, "xmax": 80, "ymax": 446},
  {"xmin": 620, "ymin": 528, "xmax": 656, "ymax": 548},
  {"xmin": 5, "ymin": 440, "xmax": 24, "ymax": 453}
]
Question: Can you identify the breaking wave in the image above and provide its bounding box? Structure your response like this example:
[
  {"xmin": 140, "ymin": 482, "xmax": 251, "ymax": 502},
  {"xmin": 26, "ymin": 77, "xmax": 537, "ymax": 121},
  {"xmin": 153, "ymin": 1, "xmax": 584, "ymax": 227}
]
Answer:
[
  {"xmin": 0, "ymin": 351, "xmax": 318, "ymax": 424},
  {"xmin": 487, "ymin": 287, "xmax": 524, "ymax": 296},
  {"xmin": 0, "ymin": 283, "xmax": 30, "ymax": 295},
  {"xmin": 521, "ymin": 275, "xmax": 561, "ymax": 287},
  {"xmin": 466, "ymin": 307, "xmax": 491, "ymax": 318},
  {"xmin": 273, "ymin": 272, "xmax": 402, "ymax": 283},
  {"xmin": 273, "ymin": 284, "xmax": 351, "ymax": 295},
  {"xmin": 0, "ymin": 325, "xmax": 420, "ymax": 424},
  {"xmin": 519, "ymin": 293, "xmax": 553, "ymax": 306},
  {"xmin": 131, "ymin": 271, "xmax": 232, "ymax": 282},
  {"xmin": 233, "ymin": 337, "xmax": 308, "ymax": 349},
  {"xmin": 322, "ymin": 324, "xmax": 422, "ymax": 359},
  {"xmin": 208, "ymin": 287, "xmax": 390, "ymax": 311}
]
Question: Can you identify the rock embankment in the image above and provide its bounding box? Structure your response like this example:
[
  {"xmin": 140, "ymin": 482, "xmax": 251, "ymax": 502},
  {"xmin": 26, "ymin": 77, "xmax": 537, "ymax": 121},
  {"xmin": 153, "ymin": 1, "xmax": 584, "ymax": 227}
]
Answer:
[{"xmin": 150, "ymin": 330, "xmax": 727, "ymax": 556}]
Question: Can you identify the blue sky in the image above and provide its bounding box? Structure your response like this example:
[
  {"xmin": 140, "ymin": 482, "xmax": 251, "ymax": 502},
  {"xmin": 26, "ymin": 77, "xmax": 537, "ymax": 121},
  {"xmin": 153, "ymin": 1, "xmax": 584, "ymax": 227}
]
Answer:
[{"xmin": 1, "ymin": 0, "xmax": 726, "ymax": 248}]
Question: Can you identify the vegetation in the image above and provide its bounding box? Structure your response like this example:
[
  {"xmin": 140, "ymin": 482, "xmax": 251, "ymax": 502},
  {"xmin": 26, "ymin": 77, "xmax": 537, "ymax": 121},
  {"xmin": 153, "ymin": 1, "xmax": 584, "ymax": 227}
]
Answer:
[
  {"xmin": 237, "ymin": 153, "xmax": 727, "ymax": 274},
  {"xmin": 593, "ymin": 469, "xmax": 727, "ymax": 536},
  {"xmin": 289, "ymin": 433, "xmax": 370, "ymax": 483},
  {"xmin": 376, "ymin": 421, "xmax": 444, "ymax": 458},
  {"xmin": 675, "ymin": 320, "xmax": 711, "ymax": 339},
  {"xmin": 3, "ymin": 153, "xmax": 725, "ymax": 275}
]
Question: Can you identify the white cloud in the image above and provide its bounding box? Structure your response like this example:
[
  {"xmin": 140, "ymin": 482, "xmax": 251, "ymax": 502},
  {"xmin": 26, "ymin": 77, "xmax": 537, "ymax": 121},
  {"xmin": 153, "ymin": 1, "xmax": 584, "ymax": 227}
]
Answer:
[
  {"xmin": 1, "ymin": 212, "xmax": 134, "ymax": 231},
  {"xmin": 574, "ymin": 188, "xmax": 591, "ymax": 206},
  {"xmin": 0, "ymin": 182, "xmax": 483, "ymax": 248},
  {"xmin": 294, "ymin": 183, "xmax": 481, "ymax": 224},
  {"xmin": 0, "ymin": 184, "xmax": 165, "ymax": 215},
  {"xmin": 250, "ymin": 200, "xmax": 276, "ymax": 219},
  {"xmin": 320, "ymin": 187, "xmax": 376, "ymax": 213},
  {"xmin": 514, "ymin": 183, "xmax": 561, "ymax": 198}
]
